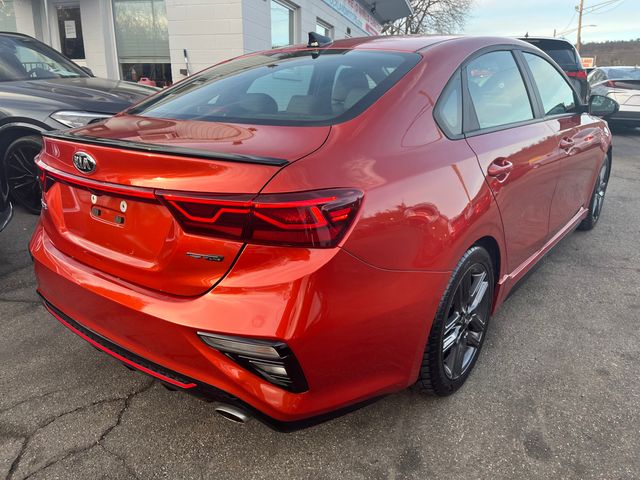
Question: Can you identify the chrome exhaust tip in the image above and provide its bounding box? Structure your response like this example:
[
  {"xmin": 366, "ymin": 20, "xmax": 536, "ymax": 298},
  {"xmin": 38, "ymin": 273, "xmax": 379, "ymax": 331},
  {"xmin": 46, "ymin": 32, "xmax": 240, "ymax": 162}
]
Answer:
[{"xmin": 214, "ymin": 405, "xmax": 249, "ymax": 424}]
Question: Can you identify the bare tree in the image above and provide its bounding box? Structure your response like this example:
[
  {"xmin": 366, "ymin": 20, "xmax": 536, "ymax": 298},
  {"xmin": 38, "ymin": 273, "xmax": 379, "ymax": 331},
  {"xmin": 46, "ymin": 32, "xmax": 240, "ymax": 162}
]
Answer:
[{"xmin": 382, "ymin": 0, "xmax": 473, "ymax": 35}]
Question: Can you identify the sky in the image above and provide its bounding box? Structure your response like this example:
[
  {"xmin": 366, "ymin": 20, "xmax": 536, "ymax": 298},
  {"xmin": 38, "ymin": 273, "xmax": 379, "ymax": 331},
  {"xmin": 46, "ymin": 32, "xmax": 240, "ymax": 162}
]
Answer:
[{"xmin": 462, "ymin": 0, "xmax": 638, "ymax": 44}]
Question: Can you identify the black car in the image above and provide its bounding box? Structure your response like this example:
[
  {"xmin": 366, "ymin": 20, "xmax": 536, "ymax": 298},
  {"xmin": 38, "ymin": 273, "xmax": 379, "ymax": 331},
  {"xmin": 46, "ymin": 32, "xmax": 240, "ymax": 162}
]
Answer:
[
  {"xmin": 0, "ymin": 32, "xmax": 156, "ymax": 213},
  {"xmin": 520, "ymin": 37, "xmax": 589, "ymax": 103}
]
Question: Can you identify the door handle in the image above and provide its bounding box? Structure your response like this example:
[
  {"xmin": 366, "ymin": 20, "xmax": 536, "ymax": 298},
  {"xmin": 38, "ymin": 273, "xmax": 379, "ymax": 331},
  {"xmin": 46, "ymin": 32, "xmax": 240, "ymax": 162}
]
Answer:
[
  {"xmin": 559, "ymin": 137, "xmax": 575, "ymax": 150},
  {"xmin": 487, "ymin": 159, "xmax": 514, "ymax": 177}
]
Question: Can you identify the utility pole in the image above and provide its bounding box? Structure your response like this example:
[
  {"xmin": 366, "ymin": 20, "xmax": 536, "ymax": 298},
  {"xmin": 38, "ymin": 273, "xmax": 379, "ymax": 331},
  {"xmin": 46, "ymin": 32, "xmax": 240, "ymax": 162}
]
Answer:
[{"xmin": 576, "ymin": 0, "xmax": 585, "ymax": 53}]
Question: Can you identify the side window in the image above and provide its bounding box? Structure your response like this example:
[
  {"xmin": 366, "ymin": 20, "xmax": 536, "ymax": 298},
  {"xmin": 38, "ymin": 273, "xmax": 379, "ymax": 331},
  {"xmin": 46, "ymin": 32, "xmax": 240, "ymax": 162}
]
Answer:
[
  {"xmin": 435, "ymin": 70, "xmax": 462, "ymax": 136},
  {"xmin": 465, "ymin": 51, "xmax": 533, "ymax": 130},
  {"xmin": 523, "ymin": 52, "xmax": 576, "ymax": 116},
  {"xmin": 589, "ymin": 69, "xmax": 604, "ymax": 85}
]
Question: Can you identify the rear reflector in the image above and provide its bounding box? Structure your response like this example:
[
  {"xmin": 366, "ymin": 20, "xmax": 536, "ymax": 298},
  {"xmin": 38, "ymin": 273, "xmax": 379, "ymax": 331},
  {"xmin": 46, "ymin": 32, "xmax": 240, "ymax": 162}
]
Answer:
[
  {"xmin": 198, "ymin": 332, "xmax": 309, "ymax": 392},
  {"xmin": 159, "ymin": 188, "xmax": 363, "ymax": 248}
]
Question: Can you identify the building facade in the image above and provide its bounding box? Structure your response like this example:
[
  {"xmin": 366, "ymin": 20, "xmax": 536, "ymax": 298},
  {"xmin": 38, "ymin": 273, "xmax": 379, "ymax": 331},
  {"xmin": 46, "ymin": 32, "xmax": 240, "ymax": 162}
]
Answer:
[{"xmin": 0, "ymin": 0, "xmax": 410, "ymax": 85}]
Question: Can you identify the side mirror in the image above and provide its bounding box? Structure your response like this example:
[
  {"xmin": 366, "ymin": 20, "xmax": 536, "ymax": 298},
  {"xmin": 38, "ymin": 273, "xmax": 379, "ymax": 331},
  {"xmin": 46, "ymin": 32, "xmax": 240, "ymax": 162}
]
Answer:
[
  {"xmin": 80, "ymin": 66, "xmax": 94, "ymax": 77},
  {"xmin": 589, "ymin": 95, "xmax": 619, "ymax": 118}
]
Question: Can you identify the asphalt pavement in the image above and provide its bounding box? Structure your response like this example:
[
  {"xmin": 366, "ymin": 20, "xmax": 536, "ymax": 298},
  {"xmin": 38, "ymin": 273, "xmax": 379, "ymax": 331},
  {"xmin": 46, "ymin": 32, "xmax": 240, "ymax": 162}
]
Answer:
[{"xmin": 1, "ymin": 131, "xmax": 639, "ymax": 480}]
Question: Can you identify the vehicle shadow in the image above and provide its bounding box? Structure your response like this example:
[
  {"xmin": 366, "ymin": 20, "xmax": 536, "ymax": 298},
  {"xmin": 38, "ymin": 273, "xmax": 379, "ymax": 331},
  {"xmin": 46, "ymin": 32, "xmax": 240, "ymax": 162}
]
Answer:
[{"xmin": 609, "ymin": 124, "xmax": 640, "ymax": 136}]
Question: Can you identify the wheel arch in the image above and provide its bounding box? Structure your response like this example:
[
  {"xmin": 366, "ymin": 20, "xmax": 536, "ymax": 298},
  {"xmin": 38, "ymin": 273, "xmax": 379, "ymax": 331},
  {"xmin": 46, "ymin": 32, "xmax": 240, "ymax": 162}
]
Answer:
[
  {"xmin": 473, "ymin": 236, "xmax": 501, "ymax": 283},
  {"xmin": 0, "ymin": 123, "xmax": 46, "ymax": 159}
]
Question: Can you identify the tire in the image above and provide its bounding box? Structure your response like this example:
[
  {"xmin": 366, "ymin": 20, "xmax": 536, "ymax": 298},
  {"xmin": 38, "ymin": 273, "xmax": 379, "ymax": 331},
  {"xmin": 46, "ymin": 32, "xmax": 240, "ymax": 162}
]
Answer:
[
  {"xmin": 578, "ymin": 153, "xmax": 611, "ymax": 231},
  {"xmin": 415, "ymin": 246, "xmax": 495, "ymax": 396},
  {"xmin": 3, "ymin": 135, "xmax": 43, "ymax": 214}
]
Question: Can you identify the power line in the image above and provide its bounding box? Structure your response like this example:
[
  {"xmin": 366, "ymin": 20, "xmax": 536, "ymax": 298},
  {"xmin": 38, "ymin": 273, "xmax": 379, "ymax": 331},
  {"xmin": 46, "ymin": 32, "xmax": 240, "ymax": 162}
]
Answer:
[
  {"xmin": 561, "ymin": 10, "xmax": 577, "ymax": 33},
  {"xmin": 582, "ymin": 0, "xmax": 624, "ymax": 14},
  {"xmin": 574, "ymin": 0, "xmax": 625, "ymax": 51},
  {"xmin": 587, "ymin": 0, "xmax": 626, "ymax": 14}
]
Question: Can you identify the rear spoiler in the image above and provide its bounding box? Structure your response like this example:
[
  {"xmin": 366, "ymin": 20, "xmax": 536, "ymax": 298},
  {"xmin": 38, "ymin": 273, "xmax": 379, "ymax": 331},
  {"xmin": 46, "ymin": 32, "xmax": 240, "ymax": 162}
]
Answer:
[{"xmin": 42, "ymin": 130, "xmax": 289, "ymax": 167}]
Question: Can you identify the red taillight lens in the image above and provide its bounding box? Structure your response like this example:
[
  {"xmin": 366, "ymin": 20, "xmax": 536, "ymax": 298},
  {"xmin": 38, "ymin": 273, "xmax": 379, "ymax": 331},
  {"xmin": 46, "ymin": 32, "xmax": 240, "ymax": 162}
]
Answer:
[
  {"xmin": 161, "ymin": 193, "xmax": 253, "ymax": 239},
  {"xmin": 566, "ymin": 70, "xmax": 587, "ymax": 80},
  {"xmin": 159, "ymin": 189, "xmax": 363, "ymax": 248}
]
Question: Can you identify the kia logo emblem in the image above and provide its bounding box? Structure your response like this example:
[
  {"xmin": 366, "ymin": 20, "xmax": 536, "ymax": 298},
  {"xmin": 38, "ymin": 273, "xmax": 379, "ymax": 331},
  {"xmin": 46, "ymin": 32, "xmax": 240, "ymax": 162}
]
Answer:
[{"xmin": 72, "ymin": 151, "xmax": 96, "ymax": 175}]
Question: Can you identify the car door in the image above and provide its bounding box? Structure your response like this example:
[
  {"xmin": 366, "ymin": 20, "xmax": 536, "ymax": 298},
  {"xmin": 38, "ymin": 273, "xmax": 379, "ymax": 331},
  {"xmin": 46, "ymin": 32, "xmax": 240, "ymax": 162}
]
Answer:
[
  {"xmin": 520, "ymin": 51, "xmax": 604, "ymax": 234},
  {"xmin": 463, "ymin": 49, "xmax": 561, "ymax": 273}
]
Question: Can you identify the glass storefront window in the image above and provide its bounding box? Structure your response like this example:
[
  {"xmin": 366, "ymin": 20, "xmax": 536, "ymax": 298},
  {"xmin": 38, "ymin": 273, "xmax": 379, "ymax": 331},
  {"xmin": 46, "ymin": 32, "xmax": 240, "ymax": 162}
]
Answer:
[
  {"xmin": 120, "ymin": 62, "xmax": 171, "ymax": 87},
  {"xmin": 113, "ymin": 0, "xmax": 172, "ymax": 86},
  {"xmin": 57, "ymin": 6, "xmax": 86, "ymax": 59},
  {"xmin": 0, "ymin": 0, "xmax": 17, "ymax": 32},
  {"xmin": 315, "ymin": 19, "xmax": 332, "ymax": 39},
  {"xmin": 271, "ymin": 0, "xmax": 295, "ymax": 48}
]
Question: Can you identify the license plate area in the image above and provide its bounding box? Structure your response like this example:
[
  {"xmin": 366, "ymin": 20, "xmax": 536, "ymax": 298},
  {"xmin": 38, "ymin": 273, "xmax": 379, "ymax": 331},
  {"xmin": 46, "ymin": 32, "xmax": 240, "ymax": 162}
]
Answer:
[{"xmin": 90, "ymin": 194, "xmax": 127, "ymax": 227}]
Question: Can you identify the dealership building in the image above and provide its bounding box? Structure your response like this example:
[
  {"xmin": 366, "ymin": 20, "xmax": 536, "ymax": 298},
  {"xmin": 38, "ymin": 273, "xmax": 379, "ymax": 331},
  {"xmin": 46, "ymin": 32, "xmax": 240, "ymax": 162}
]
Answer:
[{"xmin": 0, "ymin": 0, "xmax": 411, "ymax": 86}]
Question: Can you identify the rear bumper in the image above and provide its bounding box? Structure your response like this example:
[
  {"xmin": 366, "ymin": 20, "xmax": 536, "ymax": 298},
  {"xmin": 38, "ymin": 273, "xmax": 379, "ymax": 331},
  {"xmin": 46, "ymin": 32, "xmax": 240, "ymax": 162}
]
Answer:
[
  {"xmin": 39, "ymin": 297, "xmax": 379, "ymax": 431},
  {"xmin": 30, "ymin": 222, "xmax": 449, "ymax": 426},
  {"xmin": 609, "ymin": 107, "xmax": 640, "ymax": 125}
]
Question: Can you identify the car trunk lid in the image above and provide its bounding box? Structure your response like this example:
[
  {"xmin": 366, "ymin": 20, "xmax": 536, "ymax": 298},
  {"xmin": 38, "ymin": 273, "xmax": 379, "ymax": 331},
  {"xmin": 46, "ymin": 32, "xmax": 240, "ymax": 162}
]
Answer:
[{"xmin": 37, "ymin": 116, "xmax": 330, "ymax": 296}]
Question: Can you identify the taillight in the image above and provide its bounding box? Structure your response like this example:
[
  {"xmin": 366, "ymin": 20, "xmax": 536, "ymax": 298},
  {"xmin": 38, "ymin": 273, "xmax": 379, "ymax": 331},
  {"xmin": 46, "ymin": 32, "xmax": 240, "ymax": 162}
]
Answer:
[
  {"xmin": 158, "ymin": 188, "xmax": 363, "ymax": 248},
  {"xmin": 566, "ymin": 70, "xmax": 587, "ymax": 80}
]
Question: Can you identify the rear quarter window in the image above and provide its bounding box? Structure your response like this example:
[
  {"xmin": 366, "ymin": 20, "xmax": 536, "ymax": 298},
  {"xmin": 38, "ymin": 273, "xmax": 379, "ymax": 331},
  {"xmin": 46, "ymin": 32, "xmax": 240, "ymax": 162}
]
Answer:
[{"xmin": 434, "ymin": 70, "xmax": 462, "ymax": 137}]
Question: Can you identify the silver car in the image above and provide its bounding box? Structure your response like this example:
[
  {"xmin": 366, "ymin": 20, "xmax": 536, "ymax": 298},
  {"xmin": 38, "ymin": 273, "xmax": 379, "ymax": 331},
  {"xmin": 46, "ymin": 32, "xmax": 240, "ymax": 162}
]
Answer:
[{"xmin": 589, "ymin": 66, "xmax": 640, "ymax": 128}]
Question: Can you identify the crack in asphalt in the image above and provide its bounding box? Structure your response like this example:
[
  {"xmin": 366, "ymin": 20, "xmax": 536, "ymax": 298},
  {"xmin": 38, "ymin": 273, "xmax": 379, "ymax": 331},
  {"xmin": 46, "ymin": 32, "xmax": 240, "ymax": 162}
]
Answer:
[
  {"xmin": 0, "ymin": 390, "xmax": 65, "ymax": 416},
  {"xmin": 7, "ymin": 380, "xmax": 154, "ymax": 480},
  {"xmin": 100, "ymin": 444, "xmax": 142, "ymax": 480}
]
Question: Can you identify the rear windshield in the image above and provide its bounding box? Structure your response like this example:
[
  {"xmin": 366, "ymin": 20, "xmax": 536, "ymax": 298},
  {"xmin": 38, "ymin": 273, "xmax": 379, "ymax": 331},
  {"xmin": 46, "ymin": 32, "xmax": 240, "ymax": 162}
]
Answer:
[
  {"xmin": 546, "ymin": 49, "xmax": 579, "ymax": 70},
  {"xmin": 606, "ymin": 68, "xmax": 640, "ymax": 80},
  {"xmin": 525, "ymin": 40, "xmax": 579, "ymax": 70},
  {"xmin": 128, "ymin": 49, "xmax": 420, "ymax": 126}
]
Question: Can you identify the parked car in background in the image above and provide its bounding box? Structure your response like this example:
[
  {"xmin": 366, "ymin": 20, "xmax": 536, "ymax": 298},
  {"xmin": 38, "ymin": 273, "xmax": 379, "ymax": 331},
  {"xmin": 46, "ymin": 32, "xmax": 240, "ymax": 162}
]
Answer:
[
  {"xmin": 0, "ymin": 164, "xmax": 10, "ymax": 232},
  {"xmin": 0, "ymin": 32, "xmax": 157, "ymax": 213},
  {"xmin": 589, "ymin": 66, "xmax": 640, "ymax": 128},
  {"xmin": 32, "ymin": 35, "xmax": 617, "ymax": 430},
  {"xmin": 520, "ymin": 37, "xmax": 589, "ymax": 103}
]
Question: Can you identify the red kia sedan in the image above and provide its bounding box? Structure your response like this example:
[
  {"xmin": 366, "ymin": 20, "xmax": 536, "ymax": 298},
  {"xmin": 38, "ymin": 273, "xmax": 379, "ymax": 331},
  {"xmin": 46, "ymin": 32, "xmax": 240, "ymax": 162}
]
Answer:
[{"xmin": 31, "ymin": 35, "xmax": 617, "ymax": 430}]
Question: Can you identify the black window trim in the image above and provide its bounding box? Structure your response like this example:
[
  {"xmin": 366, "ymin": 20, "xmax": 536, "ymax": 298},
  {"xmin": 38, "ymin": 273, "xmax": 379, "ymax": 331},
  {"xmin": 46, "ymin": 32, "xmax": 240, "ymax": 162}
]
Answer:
[
  {"xmin": 433, "ymin": 70, "xmax": 464, "ymax": 139},
  {"xmin": 433, "ymin": 43, "xmax": 586, "ymax": 141}
]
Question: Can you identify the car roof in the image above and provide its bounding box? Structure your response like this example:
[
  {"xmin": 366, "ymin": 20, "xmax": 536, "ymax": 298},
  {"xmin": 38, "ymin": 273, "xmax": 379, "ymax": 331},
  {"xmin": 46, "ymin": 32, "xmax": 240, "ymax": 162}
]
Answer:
[
  {"xmin": 600, "ymin": 66, "xmax": 640, "ymax": 70},
  {"xmin": 321, "ymin": 35, "xmax": 458, "ymax": 52},
  {"xmin": 519, "ymin": 37, "xmax": 576, "ymax": 48},
  {"xmin": 280, "ymin": 35, "xmax": 538, "ymax": 54},
  {"xmin": 0, "ymin": 31, "xmax": 36, "ymax": 39}
]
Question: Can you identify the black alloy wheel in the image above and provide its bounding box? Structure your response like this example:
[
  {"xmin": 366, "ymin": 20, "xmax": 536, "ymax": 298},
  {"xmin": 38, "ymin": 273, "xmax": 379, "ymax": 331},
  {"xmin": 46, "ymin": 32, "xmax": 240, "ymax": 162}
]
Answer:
[
  {"xmin": 441, "ymin": 263, "xmax": 491, "ymax": 380},
  {"xmin": 415, "ymin": 246, "xmax": 494, "ymax": 395},
  {"xmin": 579, "ymin": 154, "xmax": 611, "ymax": 231},
  {"xmin": 3, "ymin": 135, "xmax": 42, "ymax": 214}
]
